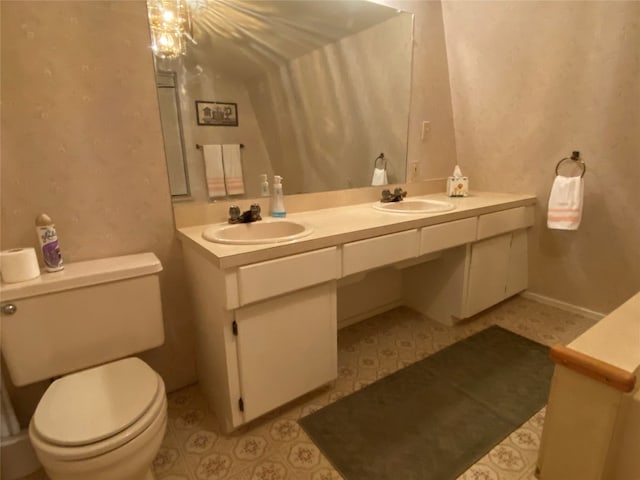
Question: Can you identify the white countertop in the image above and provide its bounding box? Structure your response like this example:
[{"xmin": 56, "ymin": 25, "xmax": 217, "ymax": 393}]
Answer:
[{"xmin": 178, "ymin": 191, "xmax": 536, "ymax": 269}]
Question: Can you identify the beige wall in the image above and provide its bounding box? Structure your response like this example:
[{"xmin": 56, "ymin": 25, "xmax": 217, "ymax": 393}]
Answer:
[
  {"xmin": 0, "ymin": 0, "xmax": 197, "ymax": 417},
  {"xmin": 442, "ymin": 1, "xmax": 640, "ymax": 313},
  {"xmin": 388, "ymin": 0, "xmax": 458, "ymax": 180}
]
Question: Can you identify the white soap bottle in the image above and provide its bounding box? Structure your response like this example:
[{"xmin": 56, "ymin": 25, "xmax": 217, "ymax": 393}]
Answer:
[
  {"xmin": 270, "ymin": 175, "xmax": 286, "ymax": 217},
  {"xmin": 260, "ymin": 174, "xmax": 270, "ymax": 197}
]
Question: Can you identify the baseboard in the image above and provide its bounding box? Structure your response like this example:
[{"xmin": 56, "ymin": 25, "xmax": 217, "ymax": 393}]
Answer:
[
  {"xmin": 519, "ymin": 291, "xmax": 605, "ymax": 321},
  {"xmin": 338, "ymin": 301, "xmax": 403, "ymax": 330},
  {"xmin": 0, "ymin": 430, "xmax": 41, "ymax": 480}
]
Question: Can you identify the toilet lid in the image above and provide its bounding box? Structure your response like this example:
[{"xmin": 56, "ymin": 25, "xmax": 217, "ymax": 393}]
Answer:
[{"xmin": 32, "ymin": 357, "xmax": 160, "ymax": 446}]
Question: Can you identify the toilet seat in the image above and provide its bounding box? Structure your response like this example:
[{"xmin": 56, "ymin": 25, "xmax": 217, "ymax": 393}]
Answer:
[{"xmin": 30, "ymin": 358, "xmax": 165, "ymax": 461}]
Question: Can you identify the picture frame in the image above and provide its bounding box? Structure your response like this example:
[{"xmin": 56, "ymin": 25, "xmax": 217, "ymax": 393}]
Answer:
[{"xmin": 195, "ymin": 101, "xmax": 238, "ymax": 126}]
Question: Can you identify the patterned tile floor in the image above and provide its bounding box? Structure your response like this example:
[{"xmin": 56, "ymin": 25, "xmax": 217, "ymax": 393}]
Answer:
[{"xmin": 21, "ymin": 296, "xmax": 596, "ymax": 480}]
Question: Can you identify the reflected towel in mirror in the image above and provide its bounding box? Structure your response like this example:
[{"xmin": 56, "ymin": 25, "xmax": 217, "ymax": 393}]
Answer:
[
  {"xmin": 222, "ymin": 144, "xmax": 245, "ymax": 195},
  {"xmin": 371, "ymin": 167, "xmax": 388, "ymax": 186},
  {"xmin": 202, "ymin": 145, "xmax": 227, "ymax": 198}
]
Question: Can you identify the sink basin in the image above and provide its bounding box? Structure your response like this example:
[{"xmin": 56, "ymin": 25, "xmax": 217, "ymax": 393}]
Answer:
[
  {"xmin": 202, "ymin": 220, "xmax": 312, "ymax": 245},
  {"xmin": 372, "ymin": 199, "xmax": 456, "ymax": 214}
]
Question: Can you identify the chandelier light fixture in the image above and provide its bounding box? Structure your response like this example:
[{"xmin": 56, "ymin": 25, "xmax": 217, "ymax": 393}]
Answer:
[{"xmin": 147, "ymin": 0, "xmax": 194, "ymax": 59}]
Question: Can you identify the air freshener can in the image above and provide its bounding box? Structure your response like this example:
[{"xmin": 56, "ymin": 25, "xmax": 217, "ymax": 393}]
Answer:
[{"xmin": 35, "ymin": 214, "xmax": 64, "ymax": 272}]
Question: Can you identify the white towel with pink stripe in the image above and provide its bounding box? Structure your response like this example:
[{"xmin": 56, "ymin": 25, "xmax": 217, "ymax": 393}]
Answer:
[
  {"xmin": 547, "ymin": 175, "xmax": 584, "ymax": 230},
  {"xmin": 202, "ymin": 144, "xmax": 227, "ymax": 199},
  {"xmin": 222, "ymin": 144, "xmax": 245, "ymax": 195}
]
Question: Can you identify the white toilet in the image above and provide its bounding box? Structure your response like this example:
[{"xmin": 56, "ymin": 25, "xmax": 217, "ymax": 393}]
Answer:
[{"xmin": 0, "ymin": 253, "xmax": 168, "ymax": 480}]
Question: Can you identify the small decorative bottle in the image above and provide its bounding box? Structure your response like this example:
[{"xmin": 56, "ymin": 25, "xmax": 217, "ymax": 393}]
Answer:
[{"xmin": 35, "ymin": 214, "xmax": 64, "ymax": 272}]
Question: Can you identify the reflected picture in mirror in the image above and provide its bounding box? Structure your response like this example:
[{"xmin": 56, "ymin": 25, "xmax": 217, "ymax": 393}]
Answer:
[{"xmin": 149, "ymin": 0, "xmax": 414, "ymax": 200}]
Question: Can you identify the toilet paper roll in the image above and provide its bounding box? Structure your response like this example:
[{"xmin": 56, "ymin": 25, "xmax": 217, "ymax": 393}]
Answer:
[{"xmin": 0, "ymin": 248, "xmax": 41, "ymax": 283}]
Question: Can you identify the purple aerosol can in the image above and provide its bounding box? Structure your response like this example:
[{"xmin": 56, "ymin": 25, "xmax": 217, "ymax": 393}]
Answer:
[{"xmin": 35, "ymin": 214, "xmax": 64, "ymax": 272}]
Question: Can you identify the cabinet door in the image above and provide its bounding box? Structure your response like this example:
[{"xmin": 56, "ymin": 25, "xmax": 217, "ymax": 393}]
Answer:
[
  {"xmin": 465, "ymin": 234, "xmax": 512, "ymax": 317},
  {"xmin": 235, "ymin": 283, "xmax": 337, "ymax": 422}
]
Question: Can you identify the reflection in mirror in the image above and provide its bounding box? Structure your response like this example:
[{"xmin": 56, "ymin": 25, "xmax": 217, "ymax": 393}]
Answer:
[
  {"xmin": 149, "ymin": 0, "xmax": 413, "ymax": 200},
  {"xmin": 156, "ymin": 71, "xmax": 190, "ymax": 197}
]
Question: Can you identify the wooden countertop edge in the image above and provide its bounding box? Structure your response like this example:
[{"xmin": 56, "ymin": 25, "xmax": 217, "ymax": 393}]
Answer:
[{"xmin": 550, "ymin": 343, "xmax": 636, "ymax": 393}]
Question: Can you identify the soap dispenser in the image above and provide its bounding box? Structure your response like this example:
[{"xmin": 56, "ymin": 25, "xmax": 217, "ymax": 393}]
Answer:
[
  {"xmin": 271, "ymin": 175, "xmax": 286, "ymax": 217},
  {"xmin": 260, "ymin": 174, "xmax": 270, "ymax": 197}
]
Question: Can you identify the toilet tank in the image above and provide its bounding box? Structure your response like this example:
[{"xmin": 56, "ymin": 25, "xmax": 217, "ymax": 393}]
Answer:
[{"xmin": 0, "ymin": 253, "xmax": 164, "ymax": 386}]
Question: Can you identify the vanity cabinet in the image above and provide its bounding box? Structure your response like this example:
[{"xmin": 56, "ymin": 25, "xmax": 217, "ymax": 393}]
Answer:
[
  {"xmin": 403, "ymin": 206, "xmax": 534, "ymax": 325},
  {"xmin": 463, "ymin": 206, "xmax": 532, "ymax": 315},
  {"xmin": 179, "ymin": 199, "xmax": 536, "ymax": 431},
  {"xmin": 464, "ymin": 229, "xmax": 528, "ymax": 317},
  {"xmin": 182, "ymin": 247, "xmax": 338, "ymax": 433}
]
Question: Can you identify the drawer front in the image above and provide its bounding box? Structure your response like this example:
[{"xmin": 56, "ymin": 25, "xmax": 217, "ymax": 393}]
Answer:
[
  {"xmin": 477, "ymin": 206, "xmax": 534, "ymax": 240},
  {"xmin": 342, "ymin": 229, "xmax": 419, "ymax": 276},
  {"xmin": 420, "ymin": 217, "xmax": 477, "ymax": 255},
  {"xmin": 238, "ymin": 247, "xmax": 338, "ymax": 305}
]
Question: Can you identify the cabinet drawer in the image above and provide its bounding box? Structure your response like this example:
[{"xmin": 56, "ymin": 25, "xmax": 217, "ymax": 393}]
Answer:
[
  {"xmin": 342, "ymin": 229, "xmax": 419, "ymax": 276},
  {"xmin": 477, "ymin": 206, "xmax": 534, "ymax": 240},
  {"xmin": 238, "ymin": 247, "xmax": 338, "ymax": 305},
  {"xmin": 420, "ymin": 217, "xmax": 477, "ymax": 255}
]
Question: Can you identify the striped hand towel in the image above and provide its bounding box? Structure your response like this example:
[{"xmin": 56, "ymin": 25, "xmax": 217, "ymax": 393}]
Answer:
[
  {"xmin": 547, "ymin": 175, "xmax": 584, "ymax": 230},
  {"xmin": 222, "ymin": 144, "xmax": 245, "ymax": 195},
  {"xmin": 202, "ymin": 144, "xmax": 227, "ymax": 198}
]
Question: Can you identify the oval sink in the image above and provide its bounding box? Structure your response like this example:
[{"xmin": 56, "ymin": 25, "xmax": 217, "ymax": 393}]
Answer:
[
  {"xmin": 372, "ymin": 199, "xmax": 456, "ymax": 214},
  {"xmin": 202, "ymin": 220, "xmax": 312, "ymax": 245}
]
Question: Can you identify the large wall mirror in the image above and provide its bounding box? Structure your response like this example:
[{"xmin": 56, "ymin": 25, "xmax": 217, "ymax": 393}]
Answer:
[{"xmin": 149, "ymin": 0, "xmax": 414, "ymax": 201}]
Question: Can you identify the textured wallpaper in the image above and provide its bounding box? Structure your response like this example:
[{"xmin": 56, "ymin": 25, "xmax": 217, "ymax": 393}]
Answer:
[
  {"xmin": 0, "ymin": 0, "xmax": 197, "ymax": 408},
  {"xmin": 392, "ymin": 0, "xmax": 458, "ymax": 180},
  {"xmin": 442, "ymin": 1, "xmax": 640, "ymax": 313}
]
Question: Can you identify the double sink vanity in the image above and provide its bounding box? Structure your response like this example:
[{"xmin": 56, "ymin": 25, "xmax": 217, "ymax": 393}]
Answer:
[{"xmin": 177, "ymin": 191, "xmax": 535, "ymax": 432}]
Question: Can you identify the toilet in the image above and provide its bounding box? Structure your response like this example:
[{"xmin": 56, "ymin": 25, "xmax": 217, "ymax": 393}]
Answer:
[{"xmin": 0, "ymin": 253, "xmax": 167, "ymax": 480}]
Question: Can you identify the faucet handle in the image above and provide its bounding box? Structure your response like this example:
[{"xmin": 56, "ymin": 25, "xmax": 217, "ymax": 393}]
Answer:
[
  {"xmin": 249, "ymin": 203, "xmax": 262, "ymax": 221},
  {"xmin": 228, "ymin": 205, "xmax": 241, "ymax": 223},
  {"xmin": 393, "ymin": 187, "xmax": 408, "ymax": 199},
  {"xmin": 380, "ymin": 189, "xmax": 392, "ymax": 202}
]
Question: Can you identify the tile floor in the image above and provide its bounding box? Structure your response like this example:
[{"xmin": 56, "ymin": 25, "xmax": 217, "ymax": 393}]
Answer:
[{"xmin": 22, "ymin": 296, "xmax": 596, "ymax": 480}]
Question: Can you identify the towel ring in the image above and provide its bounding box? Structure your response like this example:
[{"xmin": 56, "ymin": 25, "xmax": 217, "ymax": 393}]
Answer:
[
  {"xmin": 555, "ymin": 151, "xmax": 586, "ymax": 178},
  {"xmin": 373, "ymin": 153, "xmax": 386, "ymax": 170}
]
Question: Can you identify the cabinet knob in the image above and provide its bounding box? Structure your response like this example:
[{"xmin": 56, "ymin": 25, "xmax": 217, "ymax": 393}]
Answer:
[{"xmin": 1, "ymin": 304, "xmax": 17, "ymax": 315}]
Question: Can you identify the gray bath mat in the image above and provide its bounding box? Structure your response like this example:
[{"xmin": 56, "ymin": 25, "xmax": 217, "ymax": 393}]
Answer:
[{"xmin": 299, "ymin": 326, "xmax": 553, "ymax": 480}]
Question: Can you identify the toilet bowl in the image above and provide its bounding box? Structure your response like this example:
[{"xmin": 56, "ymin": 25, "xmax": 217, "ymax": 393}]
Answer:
[
  {"xmin": 0, "ymin": 253, "xmax": 167, "ymax": 480},
  {"xmin": 28, "ymin": 358, "xmax": 167, "ymax": 480}
]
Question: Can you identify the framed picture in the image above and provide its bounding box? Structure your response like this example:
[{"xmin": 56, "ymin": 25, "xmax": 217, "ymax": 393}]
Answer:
[{"xmin": 195, "ymin": 101, "xmax": 238, "ymax": 126}]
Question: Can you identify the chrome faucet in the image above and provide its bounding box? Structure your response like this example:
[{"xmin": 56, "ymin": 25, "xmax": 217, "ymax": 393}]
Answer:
[
  {"xmin": 228, "ymin": 204, "xmax": 262, "ymax": 224},
  {"xmin": 380, "ymin": 188, "xmax": 407, "ymax": 203}
]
